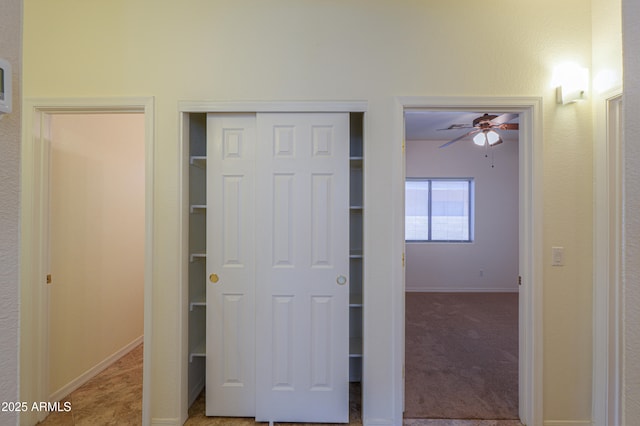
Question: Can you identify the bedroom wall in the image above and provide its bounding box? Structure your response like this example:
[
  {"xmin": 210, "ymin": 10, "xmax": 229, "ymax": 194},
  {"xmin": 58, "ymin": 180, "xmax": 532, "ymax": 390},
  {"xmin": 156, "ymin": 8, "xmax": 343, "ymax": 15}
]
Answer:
[
  {"xmin": 0, "ymin": 0, "xmax": 21, "ymax": 425},
  {"xmin": 22, "ymin": 1, "xmax": 599, "ymax": 424},
  {"xmin": 405, "ymin": 137, "xmax": 519, "ymax": 292}
]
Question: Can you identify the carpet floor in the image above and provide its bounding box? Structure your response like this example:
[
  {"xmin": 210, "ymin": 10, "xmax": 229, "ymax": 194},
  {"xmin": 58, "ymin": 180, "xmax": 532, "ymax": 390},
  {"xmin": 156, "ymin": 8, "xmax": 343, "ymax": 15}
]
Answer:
[{"xmin": 404, "ymin": 292, "xmax": 519, "ymax": 420}]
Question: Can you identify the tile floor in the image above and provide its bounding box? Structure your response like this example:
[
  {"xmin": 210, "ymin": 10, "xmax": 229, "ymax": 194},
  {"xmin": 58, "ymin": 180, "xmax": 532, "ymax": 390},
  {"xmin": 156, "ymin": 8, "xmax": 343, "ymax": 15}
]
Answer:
[
  {"xmin": 38, "ymin": 344, "xmax": 143, "ymax": 425},
  {"xmin": 37, "ymin": 344, "xmax": 522, "ymax": 426}
]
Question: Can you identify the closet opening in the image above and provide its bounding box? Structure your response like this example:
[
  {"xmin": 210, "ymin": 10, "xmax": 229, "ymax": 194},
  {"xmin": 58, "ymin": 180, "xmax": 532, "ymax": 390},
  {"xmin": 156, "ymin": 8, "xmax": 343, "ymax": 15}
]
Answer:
[{"xmin": 181, "ymin": 106, "xmax": 365, "ymax": 424}]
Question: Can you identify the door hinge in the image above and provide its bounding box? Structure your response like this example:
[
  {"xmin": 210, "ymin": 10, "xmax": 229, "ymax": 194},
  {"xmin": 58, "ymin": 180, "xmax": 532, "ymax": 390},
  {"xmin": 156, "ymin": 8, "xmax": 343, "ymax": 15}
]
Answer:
[
  {"xmin": 402, "ymin": 252, "xmax": 405, "ymax": 267},
  {"xmin": 518, "ymin": 275, "xmax": 522, "ymax": 286},
  {"xmin": 46, "ymin": 274, "xmax": 52, "ymax": 284},
  {"xmin": 402, "ymin": 140, "xmax": 405, "ymax": 154}
]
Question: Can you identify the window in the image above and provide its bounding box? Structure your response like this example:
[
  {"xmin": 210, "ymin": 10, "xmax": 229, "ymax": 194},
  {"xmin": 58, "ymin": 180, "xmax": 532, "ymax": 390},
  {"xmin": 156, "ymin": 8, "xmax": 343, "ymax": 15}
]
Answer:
[{"xmin": 405, "ymin": 178, "xmax": 473, "ymax": 242}]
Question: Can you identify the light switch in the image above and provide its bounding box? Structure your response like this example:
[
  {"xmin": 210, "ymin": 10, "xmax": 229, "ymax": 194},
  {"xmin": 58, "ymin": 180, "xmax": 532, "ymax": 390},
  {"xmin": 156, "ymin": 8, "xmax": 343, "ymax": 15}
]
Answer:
[{"xmin": 552, "ymin": 246, "xmax": 565, "ymax": 266}]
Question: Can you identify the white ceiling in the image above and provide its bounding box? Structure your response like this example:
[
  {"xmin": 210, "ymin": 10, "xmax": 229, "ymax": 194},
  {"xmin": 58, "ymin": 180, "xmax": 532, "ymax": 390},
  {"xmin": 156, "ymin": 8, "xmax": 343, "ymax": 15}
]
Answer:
[{"xmin": 404, "ymin": 110, "xmax": 520, "ymax": 143}]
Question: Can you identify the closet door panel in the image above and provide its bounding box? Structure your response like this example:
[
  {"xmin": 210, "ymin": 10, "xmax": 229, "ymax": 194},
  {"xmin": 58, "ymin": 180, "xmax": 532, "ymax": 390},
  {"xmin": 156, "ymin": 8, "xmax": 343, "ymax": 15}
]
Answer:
[
  {"xmin": 206, "ymin": 113, "xmax": 256, "ymax": 417},
  {"xmin": 255, "ymin": 113, "xmax": 350, "ymax": 423}
]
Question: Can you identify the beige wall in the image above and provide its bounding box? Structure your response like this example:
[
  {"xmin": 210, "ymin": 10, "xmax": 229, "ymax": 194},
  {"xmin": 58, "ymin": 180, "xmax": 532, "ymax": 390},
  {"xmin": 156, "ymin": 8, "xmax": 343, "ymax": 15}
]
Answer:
[
  {"xmin": 48, "ymin": 113, "xmax": 145, "ymax": 397},
  {"xmin": 21, "ymin": 0, "xmax": 621, "ymax": 423},
  {"xmin": 0, "ymin": 0, "xmax": 21, "ymax": 425}
]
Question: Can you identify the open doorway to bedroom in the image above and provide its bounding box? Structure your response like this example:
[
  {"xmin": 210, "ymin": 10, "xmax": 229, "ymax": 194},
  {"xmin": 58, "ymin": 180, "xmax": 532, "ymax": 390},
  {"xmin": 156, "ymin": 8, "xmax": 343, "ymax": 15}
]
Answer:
[
  {"xmin": 20, "ymin": 99, "xmax": 154, "ymax": 426},
  {"xmin": 42, "ymin": 113, "xmax": 146, "ymax": 424},
  {"xmin": 403, "ymin": 110, "xmax": 520, "ymax": 421}
]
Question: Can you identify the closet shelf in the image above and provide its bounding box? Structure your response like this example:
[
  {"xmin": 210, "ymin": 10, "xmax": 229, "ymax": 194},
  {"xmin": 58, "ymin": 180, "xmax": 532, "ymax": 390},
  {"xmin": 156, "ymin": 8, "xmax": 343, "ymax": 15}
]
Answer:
[
  {"xmin": 349, "ymin": 293, "xmax": 363, "ymax": 307},
  {"xmin": 189, "ymin": 296, "xmax": 206, "ymax": 311},
  {"xmin": 349, "ymin": 337, "xmax": 363, "ymax": 358},
  {"xmin": 349, "ymin": 250, "xmax": 363, "ymax": 259},
  {"xmin": 190, "ymin": 253, "xmax": 206, "ymax": 262},
  {"xmin": 189, "ymin": 340, "xmax": 206, "ymax": 363},
  {"xmin": 190, "ymin": 204, "xmax": 207, "ymax": 213},
  {"xmin": 190, "ymin": 156, "xmax": 207, "ymax": 168}
]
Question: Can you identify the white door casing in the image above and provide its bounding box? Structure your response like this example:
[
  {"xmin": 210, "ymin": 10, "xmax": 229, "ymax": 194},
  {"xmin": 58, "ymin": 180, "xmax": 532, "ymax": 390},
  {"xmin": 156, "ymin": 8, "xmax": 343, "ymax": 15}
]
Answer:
[{"xmin": 206, "ymin": 112, "xmax": 350, "ymax": 422}]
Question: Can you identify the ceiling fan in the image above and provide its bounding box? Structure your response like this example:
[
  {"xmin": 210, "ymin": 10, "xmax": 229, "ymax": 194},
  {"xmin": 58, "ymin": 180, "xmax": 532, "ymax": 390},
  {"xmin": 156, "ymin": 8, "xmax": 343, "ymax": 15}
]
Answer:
[{"xmin": 438, "ymin": 113, "xmax": 519, "ymax": 148}]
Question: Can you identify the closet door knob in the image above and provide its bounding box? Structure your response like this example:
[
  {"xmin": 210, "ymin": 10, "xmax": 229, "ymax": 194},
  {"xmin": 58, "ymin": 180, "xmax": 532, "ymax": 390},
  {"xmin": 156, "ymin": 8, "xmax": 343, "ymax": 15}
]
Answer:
[
  {"xmin": 336, "ymin": 275, "xmax": 347, "ymax": 285},
  {"xmin": 209, "ymin": 273, "xmax": 219, "ymax": 283}
]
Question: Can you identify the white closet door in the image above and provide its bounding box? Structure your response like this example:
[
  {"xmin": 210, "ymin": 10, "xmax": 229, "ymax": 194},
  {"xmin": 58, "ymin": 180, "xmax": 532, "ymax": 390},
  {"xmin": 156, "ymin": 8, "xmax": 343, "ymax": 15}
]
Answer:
[
  {"xmin": 255, "ymin": 113, "xmax": 350, "ymax": 423},
  {"xmin": 206, "ymin": 113, "xmax": 257, "ymax": 417}
]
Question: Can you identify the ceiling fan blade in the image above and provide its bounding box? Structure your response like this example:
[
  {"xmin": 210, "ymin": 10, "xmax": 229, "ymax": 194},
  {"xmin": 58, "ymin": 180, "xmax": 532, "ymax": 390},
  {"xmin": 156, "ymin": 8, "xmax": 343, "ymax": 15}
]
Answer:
[
  {"xmin": 438, "ymin": 129, "xmax": 479, "ymax": 148},
  {"xmin": 490, "ymin": 113, "xmax": 518, "ymax": 126},
  {"xmin": 437, "ymin": 124, "xmax": 474, "ymax": 131},
  {"xmin": 498, "ymin": 123, "xmax": 519, "ymax": 130}
]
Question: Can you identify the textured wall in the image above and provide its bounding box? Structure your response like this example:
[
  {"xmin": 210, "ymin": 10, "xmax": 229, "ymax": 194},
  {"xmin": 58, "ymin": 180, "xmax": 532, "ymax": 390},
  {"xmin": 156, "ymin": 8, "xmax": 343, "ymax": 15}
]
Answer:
[
  {"xmin": 0, "ymin": 0, "xmax": 21, "ymax": 425},
  {"xmin": 623, "ymin": 0, "xmax": 640, "ymax": 421}
]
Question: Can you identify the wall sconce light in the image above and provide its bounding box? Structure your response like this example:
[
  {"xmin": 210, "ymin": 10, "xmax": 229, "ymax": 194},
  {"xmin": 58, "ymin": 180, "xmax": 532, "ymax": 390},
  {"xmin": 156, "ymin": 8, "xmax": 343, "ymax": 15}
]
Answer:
[{"xmin": 554, "ymin": 62, "xmax": 589, "ymax": 104}]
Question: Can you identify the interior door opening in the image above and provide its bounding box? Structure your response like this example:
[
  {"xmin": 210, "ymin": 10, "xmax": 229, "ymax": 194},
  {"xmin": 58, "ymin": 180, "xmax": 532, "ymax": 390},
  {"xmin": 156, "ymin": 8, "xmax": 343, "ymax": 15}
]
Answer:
[
  {"xmin": 45, "ymin": 112, "xmax": 146, "ymax": 423},
  {"xmin": 403, "ymin": 109, "xmax": 520, "ymax": 421},
  {"xmin": 20, "ymin": 98, "xmax": 154, "ymax": 426}
]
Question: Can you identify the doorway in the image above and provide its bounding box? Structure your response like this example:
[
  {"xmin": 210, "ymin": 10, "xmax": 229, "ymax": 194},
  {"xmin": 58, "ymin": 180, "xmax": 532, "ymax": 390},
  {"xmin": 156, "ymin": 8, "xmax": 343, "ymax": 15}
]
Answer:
[
  {"xmin": 20, "ymin": 98, "xmax": 154, "ymax": 426},
  {"xmin": 394, "ymin": 96, "xmax": 543, "ymax": 426},
  {"xmin": 403, "ymin": 110, "xmax": 519, "ymax": 419},
  {"xmin": 47, "ymin": 113, "xmax": 145, "ymax": 404}
]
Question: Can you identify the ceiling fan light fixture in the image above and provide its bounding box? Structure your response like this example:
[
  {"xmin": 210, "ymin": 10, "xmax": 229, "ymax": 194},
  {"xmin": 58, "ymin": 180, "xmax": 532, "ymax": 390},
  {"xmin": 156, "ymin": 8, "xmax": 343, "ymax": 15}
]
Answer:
[
  {"xmin": 473, "ymin": 132, "xmax": 486, "ymax": 146},
  {"xmin": 486, "ymin": 130, "xmax": 502, "ymax": 145}
]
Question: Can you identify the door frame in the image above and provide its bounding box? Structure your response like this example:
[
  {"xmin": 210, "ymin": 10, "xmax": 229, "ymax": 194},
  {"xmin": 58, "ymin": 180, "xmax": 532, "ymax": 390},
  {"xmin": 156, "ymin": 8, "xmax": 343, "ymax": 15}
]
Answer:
[
  {"xmin": 177, "ymin": 101, "xmax": 368, "ymax": 422},
  {"xmin": 593, "ymin": 92, "xmax": 623, "ymax": 425},
  {"xmin": 393, "ymin": 96, "xmax": 543, "ymax": 425},
  {"xmin": 19, "ymin": 97, "xmax": 155, "ymax": 426}
]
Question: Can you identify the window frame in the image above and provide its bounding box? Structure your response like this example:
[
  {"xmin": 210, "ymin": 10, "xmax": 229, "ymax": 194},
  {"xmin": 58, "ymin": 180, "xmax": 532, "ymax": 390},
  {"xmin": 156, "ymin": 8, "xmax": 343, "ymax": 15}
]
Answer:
[{"xmin": 405, "ymin": 177, "xmax": 474, "ymax": 243}]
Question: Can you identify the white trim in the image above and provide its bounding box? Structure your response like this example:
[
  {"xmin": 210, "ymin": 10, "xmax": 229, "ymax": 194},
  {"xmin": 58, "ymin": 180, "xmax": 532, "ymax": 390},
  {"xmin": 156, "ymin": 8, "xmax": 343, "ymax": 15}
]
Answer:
[
  {"xmin": 49, "ymin": 336, "xmax": 143, "ymax": 403},
  {"xmin": 394, "ymin": 96, "xmax": 543, "ymax": 426},
  {"xmin": 593, "ymin": 92, "xmax": 623, "ymax": 426},
  {"xmin": 543, "ymin": 421, "xmax": 593, "ymax": 426},
  {"xmin": 20, "ymin": 97, "xmax": 155, "ymax": 426},
  {"xmin": 178, "ymin": 111, "xmax": 190, "ymax": 425},
  {"xmin": 178, "ymin": 100, "xmax": 368, "ymax": 113}
]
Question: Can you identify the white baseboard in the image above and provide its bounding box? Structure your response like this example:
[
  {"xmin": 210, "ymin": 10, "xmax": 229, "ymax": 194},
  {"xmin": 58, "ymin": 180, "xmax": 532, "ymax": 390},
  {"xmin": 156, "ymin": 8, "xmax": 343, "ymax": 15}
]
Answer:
[
  {"xmin": 405, "ymin": 287, "xmax": 519, "ymax": 293},
  {"xmin": 543, "ymin": 421, "xmax": 592, "ymax": 426},
  {"xmin": 49, "ymin": 335, "xmax": 144, "ymax": 403}
]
